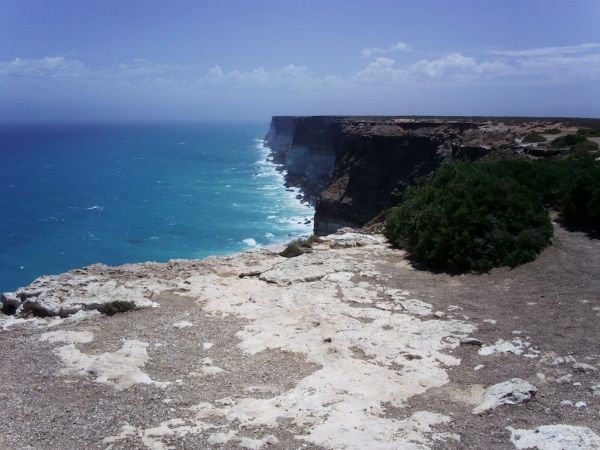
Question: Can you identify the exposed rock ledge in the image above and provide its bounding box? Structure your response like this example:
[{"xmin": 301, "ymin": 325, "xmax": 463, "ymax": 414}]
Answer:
[{"xmin": 2, "ymin": 225, "xmax": 600, "ymax": 449}]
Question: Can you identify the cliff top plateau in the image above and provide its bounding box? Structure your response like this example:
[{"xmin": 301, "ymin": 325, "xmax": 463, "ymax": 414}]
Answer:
[{"xmin": 2, "ymin": 225, "xmax": 600, "ymax": 449}]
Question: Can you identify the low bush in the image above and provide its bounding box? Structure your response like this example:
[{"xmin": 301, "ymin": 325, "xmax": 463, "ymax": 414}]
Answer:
[
  {"xmin": 543, "ymin": 127, "xmax": 561, "ymax": 134},
  {"xmin": 551, "ymin": 133, "xmax": 588, "ymax": 149},
  {"xmin": 491, "ymin": 159, "xmax": 567, "ymax": 206},
  {"xmin": 279, "ymin": 235, "xmax": 323, "ymax": 258},
  {"xmin": 560, "ymin": 156, "xmax": 600, "ymax": 225},
  {"xmin": 98, "ymin": 300, "xmax": 138, "ymax": 316},
  {"xmin": 384, "ymin": 163, "xmax": 553, "ymax": 272},
  {"xmin": 569, "ymin": 140, "xmax": 599, "ymax": 154},
  {"xmin": 522, "ymin": 132, "xmax": 546, "ymax": 143},
  {"xmin": 576, "ymin": 128, "xmax": 600, "ymax": 138}
]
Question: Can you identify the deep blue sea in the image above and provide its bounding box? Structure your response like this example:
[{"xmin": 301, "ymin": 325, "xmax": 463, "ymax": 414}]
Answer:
[{"xmin": 0, "ymin": 122, "xmax": 312, "ymax": 293}]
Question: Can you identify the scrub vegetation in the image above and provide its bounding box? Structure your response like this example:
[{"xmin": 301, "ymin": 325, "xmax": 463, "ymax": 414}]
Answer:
[{"xmin": 385, "ymin": 156, "xmax": 600, "ymax": 272}]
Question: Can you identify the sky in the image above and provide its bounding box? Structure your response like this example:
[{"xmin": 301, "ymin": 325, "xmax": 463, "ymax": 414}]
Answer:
[{"xmin": 1, "ymin": 0, "xmax": 599, "ymax": 121}]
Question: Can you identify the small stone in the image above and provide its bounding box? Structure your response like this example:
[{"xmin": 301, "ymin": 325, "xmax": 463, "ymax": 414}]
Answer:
[
  {"xmin": 590, "ymin": 384, "xmax": 600, "ymax": 396},
  {"xmin": 546, "ymin": 355, "xmax": 576, "ymax": 366},
  {"xmin": 573, "ymin": 382, "xmax": 582, "ymax": 387},
  {"xmin": 560, "ymin": 400, "xmax": 573, "ymax": 406},
  {"xmin": 434, "ymin": 311, "xmax": 445, "ymax": 318},
  {"xmin": 472, "ymin": 378, "xmax": 537, "ymax": 414},
  {"xmin": 215, "ymin": 397, "xmax": 234, "ymax": 406},
  {"xmin": 460, "ymin": 338, "xmax": 483, "ymax": 346},
  {"xmin": 265, "ymin": 435, "xmax": 279, "ymax": 445},
  {"xmin": 556, "ymin": 374, "xmax": 573, "ymax": 384},
  {"xmin": 572, "ymin": 362, "xmax": 597, "ymax": 373},
  {"xmin": 575, "ymin": 401, "xmax": 587, "ymax": 409},
  {"xmin": 474, "ymin": 365, "xmax": 484, "ymax": 371}
]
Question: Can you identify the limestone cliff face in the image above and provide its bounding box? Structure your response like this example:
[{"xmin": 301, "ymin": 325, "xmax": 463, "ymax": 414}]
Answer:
[
  {"xmin": 265, "ymin": 116, "xmax": 598, "ymax": 235},
  {"xmin": 264, "ymin": 116, "xmax": 339, "ymax": 204},
  {"xmin": 314, "ymin": 130, "xmax": 441, "ymax": 234}
]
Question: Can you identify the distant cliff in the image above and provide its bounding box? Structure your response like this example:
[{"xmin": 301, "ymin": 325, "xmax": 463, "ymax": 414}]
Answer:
[
  {"xmin": 264, "ymin": 116, "xmax": 600, "ymax": 235},
  {"xmin": 264, "ymin": 116, "xmax": 340, "ymax": 204}
]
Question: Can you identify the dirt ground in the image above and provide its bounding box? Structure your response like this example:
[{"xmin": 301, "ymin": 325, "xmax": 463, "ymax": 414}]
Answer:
[{"xmin": 1, "ymin": 224, "xmax": 599, "ymax": 449}]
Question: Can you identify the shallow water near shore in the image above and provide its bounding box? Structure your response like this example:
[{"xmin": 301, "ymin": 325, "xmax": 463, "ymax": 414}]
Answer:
[{"xmin": 0, "ymin": 122, "xmax": 312, "ymax": 292}]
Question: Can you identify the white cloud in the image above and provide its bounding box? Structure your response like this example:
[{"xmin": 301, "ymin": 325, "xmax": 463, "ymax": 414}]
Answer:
[
  {"xmin": 354, "ymin": 53, "xmax": 508, "ymax": 84},
  {"xmin": 0, "ymin": 56, "xmax": 87, "ymax": 78},
  {"xmin": 489, "ymin": 42, "xmax": 600, "ymax": 57},
  {"xmin": 198, "ymin": 64, "xmax": 343, "ymax": 91},
  {"xmin": 1, "ymin": 42, "xmax": 599, "ymax": 102},
  {"xmin": 361, "ymin": 41, "xmax": 411, "ymax": 57}
]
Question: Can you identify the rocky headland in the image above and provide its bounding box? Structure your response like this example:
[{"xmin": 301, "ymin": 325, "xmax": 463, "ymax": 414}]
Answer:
[
  {"xmin": 2, "ymin": 117, "xmax": 600, "ymax": 449},
  {"xmin": 265, "ymin": 116, "xmax": 600, "ymax": 234}
]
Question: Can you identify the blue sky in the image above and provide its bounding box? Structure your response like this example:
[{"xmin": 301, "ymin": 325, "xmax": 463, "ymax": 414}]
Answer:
[{"xmin": 1, "ymin": 0, "xmax": 599, "ymax": 121}]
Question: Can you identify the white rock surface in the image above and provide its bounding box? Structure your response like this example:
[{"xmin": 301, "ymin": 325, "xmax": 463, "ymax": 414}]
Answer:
[
  {"xmin": 555, "ymin": 374, "xmax": 573, "ymax": 384},
  {"xmin": 103, "ymin": 233, "xmax": 474, "ymax": 449},
  {"xmin": 53, "ymin": 339, "xmax": 168, "ymax": 390},
  {"xmin": 572, "ymin": 362, "xmax": 597, "ymax": 373},
  {"xmin": 509, "ymin": 424, "xmax": 600, "ymax": 449},
  {"xmin": 479, "ymin": 339, "xmax": 527, "ymax": 356},
  {"xmin": 1, "ymin": 265, "xmax": 172, "ymax": 317},
  {"xmin": 472, "ymin": 378, "xmax": 537, "ymax": 414}
]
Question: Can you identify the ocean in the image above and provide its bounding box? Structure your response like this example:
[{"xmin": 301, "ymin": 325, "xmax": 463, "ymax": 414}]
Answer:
[{"xmin": 0, "ymin": 122, "xmax": 312, "ymax": 293}]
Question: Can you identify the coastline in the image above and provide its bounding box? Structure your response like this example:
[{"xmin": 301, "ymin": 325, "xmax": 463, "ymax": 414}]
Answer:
[
  {"xmin": 2, "ymin": 117, "xmax": 600, "ymax": 449},
  {"xmin": 0, "ymin": 123, "xmax": 314, "ymax": 294}
]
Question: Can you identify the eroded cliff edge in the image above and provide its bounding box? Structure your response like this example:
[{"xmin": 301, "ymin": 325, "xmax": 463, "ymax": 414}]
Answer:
[{"xmin": 264, "ymin": 116, "xmax": 600, "ymax": 235}]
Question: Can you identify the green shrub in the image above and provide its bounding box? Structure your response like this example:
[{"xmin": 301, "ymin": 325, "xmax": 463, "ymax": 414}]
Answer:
[
  {"xmin": 279, "ymin": 235, "xmax": 323, "ymax": 258},
  {"xmin": 384, "ymin": 163, "xmax": 553, "ymax": 272},
  {"xmin": 559, "ymin": 156, "xmax": 600, "ymax": 225},
  {"xmin": 98, "ymin": 300, "xmax": 138, "ymax": 316},
  {"xmin": 543, "ymin": 127, "xmax": 561, "ymax": 134},
  {"xmin": 490, "ymin": 159, "xmax": 567, "ymax": 206},
  {"xmin": 551, "ymin": 133, "xmax": 588, "ymax": 149},
  {"xmin": 569, "ymin": 140, "xmax": 599, "ymax": 153},
  {"xmin": 576, "ymin": 128, "xmax": 600, "ymax": 138},
  {"xmin": 523, "ymin": 132, "xmax": 546, "ymax": 143}
]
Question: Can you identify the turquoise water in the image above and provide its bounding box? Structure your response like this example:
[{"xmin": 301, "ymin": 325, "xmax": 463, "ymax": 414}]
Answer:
[{"xmin": 0, "ymin": 122, "xmax": 312, "ymax": 293}]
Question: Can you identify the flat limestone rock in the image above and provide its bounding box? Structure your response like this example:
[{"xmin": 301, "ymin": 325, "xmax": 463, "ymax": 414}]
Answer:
[
  {"xmin": 472, "ymin": 378, "xmax": 537, "ymax": 414},
  {"xmin": 326, "ymin": 232, "xmax": 386, "ymax": 248},
  {"xmin": 2, "ymin": 268, "xmax": 175, "ymax": 318},
  {"xmin": 509, "ymin": 424, "xmax": 600, "ymax": 449}
]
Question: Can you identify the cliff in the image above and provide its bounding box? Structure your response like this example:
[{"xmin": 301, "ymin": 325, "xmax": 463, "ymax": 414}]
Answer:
[
  {"xmin": 265, "ymin": 116, "xmax": 600, "ymax": 235},
  {"xmin": 264, "ymin": 116, "xmax": 340, "ymax": 204}
]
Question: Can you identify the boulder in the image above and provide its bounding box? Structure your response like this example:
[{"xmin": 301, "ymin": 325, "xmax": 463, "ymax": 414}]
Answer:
[{"xmin": 1, "ymin": 292, "xmax": 21, "ymax": 314}]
